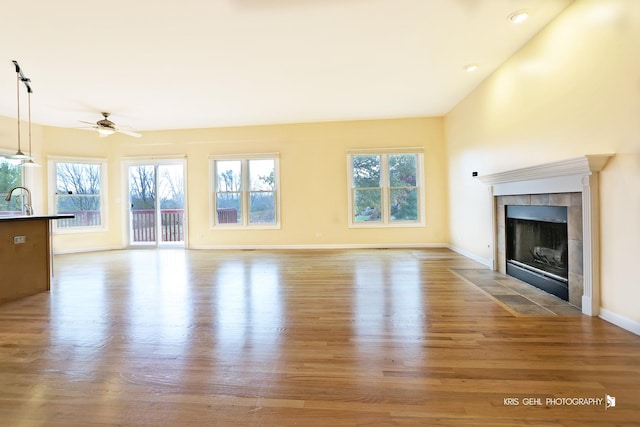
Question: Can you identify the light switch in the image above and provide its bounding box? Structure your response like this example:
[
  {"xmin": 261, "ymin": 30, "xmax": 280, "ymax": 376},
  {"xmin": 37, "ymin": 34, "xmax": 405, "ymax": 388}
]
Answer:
[{"xmin": 14, "ymin": 235, "xmax": 26, "ymax": 244}]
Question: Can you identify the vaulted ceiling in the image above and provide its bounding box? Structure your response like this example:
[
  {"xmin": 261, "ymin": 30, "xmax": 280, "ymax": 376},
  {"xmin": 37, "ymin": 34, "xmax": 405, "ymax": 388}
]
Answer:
[{"xmin": 0, "ymin": 0, "xmax": 573, "ymax": 132}]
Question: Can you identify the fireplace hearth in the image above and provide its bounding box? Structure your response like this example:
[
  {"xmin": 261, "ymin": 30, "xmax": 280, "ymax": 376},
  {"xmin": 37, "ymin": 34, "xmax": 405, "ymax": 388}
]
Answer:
[{"xmin": 506, "ymin": 205, "xmax": 569, "ymax": 300}]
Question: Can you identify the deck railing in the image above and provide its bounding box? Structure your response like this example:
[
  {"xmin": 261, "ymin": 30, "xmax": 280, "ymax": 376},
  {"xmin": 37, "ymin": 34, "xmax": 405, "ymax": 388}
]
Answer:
[
  {"xmin": 131, "ymin": 209, "xmax": 184, "ymax": 242},
  {"xmin": 161, "ymin": 209, "xmax": 184, "ymax": 242},
  {"xmin": 56, "ymin": 210, "xmax": 102, "ymax": 228}
]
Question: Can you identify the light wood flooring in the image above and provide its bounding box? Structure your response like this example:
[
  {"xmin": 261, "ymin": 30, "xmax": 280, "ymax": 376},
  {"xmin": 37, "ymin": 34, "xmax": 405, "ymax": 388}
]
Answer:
[{"xmin": 0, "ymin": 248, "xmax": 639, "ymax": 426}]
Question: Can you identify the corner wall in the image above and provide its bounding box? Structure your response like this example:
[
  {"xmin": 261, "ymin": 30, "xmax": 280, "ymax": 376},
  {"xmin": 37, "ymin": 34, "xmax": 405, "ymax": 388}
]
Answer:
[{"xmin": 445, "ymin": 0, "xmax": 640, "ymax": 327}]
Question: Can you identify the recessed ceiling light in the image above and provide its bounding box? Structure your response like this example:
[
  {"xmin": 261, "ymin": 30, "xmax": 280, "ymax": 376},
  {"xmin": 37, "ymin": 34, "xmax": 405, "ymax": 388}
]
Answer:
[
  {"xmin": 509, "ymin": 10, "xmax": 529, "ymax": 24},
  {"xmin": 464, "ymin": 64, "xmax": 479, "ymax": 73}
]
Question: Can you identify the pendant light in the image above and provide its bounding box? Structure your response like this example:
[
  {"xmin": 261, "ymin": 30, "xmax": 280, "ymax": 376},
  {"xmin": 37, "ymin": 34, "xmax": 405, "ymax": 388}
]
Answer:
[
  {"xmin": 22, "ymin": 87, "xmax": 40, "ymax": 168},
  {"xmin": 9, "ymin": 61, "xmax": 31, "ymax": 160}
]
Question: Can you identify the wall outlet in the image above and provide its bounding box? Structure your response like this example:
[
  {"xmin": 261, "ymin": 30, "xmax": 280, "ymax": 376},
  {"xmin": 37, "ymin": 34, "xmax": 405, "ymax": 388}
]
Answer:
[{"xmin": 14, "ymin": 236, "xmax": 26, "ymax": 244}]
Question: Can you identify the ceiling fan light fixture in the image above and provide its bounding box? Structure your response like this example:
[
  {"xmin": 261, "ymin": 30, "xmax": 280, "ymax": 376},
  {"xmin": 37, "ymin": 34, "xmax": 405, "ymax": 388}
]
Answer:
[
  {"xmin": 464, "ymin": 64, "xmax": 479, "ymax": 73},
  {"xmin": 509, "ymin": 10, "xmax": 529, "ymax": 24},
  {"xmin": 97, "ymin": 127, "xmax": 116, "ymax": 136}
]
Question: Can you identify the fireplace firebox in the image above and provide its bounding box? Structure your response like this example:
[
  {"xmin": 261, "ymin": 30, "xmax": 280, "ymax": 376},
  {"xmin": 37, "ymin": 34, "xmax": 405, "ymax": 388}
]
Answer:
[{"xmin": 506, "ymin": 205, "xmax": 569, "ymax": 300}]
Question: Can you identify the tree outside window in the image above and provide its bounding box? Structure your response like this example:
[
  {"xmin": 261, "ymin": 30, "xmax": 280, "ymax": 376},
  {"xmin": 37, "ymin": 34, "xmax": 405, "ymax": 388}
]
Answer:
[
  {"xmin": 0, "ymin": 159, "xmax": 22, "ymax": 216},
  {"xmin": 129, "ymin": 165, "xmax": 156, "ymax": 210}
]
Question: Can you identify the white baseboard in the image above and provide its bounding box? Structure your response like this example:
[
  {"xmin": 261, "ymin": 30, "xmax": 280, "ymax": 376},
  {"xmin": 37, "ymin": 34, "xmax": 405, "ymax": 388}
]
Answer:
[
  {"xmin": 446, "ymin": 244, "xmax": 492, "ymax": 268},
  {"xmin": 599, "ymin": 308, "xmax": 640, "ymax": 336},
  {"xmin": 53, "ymin": 245, "xmax": 124, "ymax": 255},
  {"xmin": 188, "ymin": 243, "xmax": 450, "ymax": 250},
  {"xmin": 52, "ymin": 243, "xmax": 454, "ymax": 253}
]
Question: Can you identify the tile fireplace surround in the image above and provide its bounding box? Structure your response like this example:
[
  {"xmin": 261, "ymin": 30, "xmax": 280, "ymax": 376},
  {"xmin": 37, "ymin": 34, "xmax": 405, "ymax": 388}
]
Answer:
[
  {"xmin": 496, "ymin": 192, "xmax": 582, "ymax": 306},
  {"xmin": 477, "ymin": 155, "xmax": 613, "ymax": 316}
]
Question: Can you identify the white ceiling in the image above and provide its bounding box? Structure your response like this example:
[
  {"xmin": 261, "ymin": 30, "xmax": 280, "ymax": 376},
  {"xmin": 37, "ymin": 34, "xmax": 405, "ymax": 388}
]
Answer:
[{"xmin": 0, "ymin": 0, "xmax": 573, "ymax": 132}]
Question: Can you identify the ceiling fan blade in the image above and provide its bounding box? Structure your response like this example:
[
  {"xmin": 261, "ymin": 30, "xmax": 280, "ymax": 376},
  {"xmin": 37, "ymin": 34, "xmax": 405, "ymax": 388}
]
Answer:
[
  {"xmin": 78, "ymin": 114, "xmax": 141, "ymax": 138},
  {"xmin": 116, "ymin": 129, "xmax": 142, "ymax": 138},
  {"xmin": 74, "ymin": 125, "xmax": 99, "ymax": 131}
]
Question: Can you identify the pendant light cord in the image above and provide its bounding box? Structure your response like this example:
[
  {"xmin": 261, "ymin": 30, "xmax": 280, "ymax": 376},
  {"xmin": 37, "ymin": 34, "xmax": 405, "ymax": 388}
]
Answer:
[
  {"xmin": 16, "ymin": 73, "xmax": 21, "ymax": 152},
  {"xmin": 28, "ymin": 90, "xmax": 32, "ymax": 156}
]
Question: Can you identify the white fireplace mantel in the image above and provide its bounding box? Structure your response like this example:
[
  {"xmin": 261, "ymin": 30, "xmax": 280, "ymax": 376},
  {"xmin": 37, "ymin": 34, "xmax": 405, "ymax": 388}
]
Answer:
[
  {"xmin": 477, "ymin": 154, "xmax": 613, "ymax": 316},
  {"xmin": 477, "ymin": 155, "xmax": 612, "ymax": 197}
]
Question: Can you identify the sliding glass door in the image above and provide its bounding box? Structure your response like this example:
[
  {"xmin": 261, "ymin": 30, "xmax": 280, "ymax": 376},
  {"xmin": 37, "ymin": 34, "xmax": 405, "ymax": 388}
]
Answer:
[{"xmin": 127, "ymin": 160, "xmax": 186, "ymax": 247}]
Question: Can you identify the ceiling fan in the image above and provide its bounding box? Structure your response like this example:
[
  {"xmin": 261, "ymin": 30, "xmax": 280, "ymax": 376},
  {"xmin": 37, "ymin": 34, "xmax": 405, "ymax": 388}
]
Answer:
[{"xmin": 79, "ymin": 112, "xmax": 141, "ymax": 138}]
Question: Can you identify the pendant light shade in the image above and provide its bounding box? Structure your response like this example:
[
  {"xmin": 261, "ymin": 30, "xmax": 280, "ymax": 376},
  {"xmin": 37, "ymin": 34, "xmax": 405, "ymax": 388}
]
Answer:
[
  {"xmin": 22, "ymin": 159, "xmax": 40, "ymax": 167},
  {"xmin": 10, "ymin": 150, "xmax": 30, "ymax": 160}
]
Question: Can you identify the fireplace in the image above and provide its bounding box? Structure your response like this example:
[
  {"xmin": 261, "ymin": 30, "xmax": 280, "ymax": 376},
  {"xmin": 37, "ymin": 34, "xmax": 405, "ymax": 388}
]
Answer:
[
  {"xmin": 476, "ymin": 154, "xmax": 613, "ymax": 316},
  {"xmin": 506, "ymin": 205, "xmax": 569, "ymax": 300}
]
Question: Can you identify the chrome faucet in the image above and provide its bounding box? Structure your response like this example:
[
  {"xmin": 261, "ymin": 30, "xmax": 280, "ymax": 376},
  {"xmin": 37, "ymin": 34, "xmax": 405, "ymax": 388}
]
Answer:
[{"xmin": 5, "ymin": 186, "xmax": 33, "ymax": 215}]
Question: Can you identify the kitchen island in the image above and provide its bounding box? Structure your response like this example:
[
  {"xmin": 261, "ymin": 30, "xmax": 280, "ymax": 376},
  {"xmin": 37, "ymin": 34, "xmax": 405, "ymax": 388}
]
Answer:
[{"xmin": 0, "ymin": 215, "xmax": 73, "ymax": 304}]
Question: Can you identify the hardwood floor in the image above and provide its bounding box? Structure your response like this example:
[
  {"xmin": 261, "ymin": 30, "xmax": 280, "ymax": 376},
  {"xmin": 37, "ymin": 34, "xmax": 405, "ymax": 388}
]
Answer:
[{"xmin": 0, "ymin": 248, "xmax": 638, "ymax": 426}]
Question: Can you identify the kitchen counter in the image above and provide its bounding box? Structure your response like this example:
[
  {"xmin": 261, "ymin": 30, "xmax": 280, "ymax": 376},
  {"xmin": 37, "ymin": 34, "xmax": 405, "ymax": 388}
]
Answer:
[{"xmin": 0, "ymin": 215, "xmax": 74, "ymax": 304}]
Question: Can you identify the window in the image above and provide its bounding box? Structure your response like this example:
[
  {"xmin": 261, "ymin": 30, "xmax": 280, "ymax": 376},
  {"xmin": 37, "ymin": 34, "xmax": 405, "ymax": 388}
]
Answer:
[
  {"xmin": 49, "ymin": 158, "xmax": 107, "ymax": 230},
  {"xmin": 0, "ymin": 158, "xmax": 23, "ymax": 216},
  {"xmin": 348, "ymin": 150, "xmax": 424, "ymax": 227},
  {"xmin": 211, "ymin": 155, "xmax": 279, "ymax": 228}
]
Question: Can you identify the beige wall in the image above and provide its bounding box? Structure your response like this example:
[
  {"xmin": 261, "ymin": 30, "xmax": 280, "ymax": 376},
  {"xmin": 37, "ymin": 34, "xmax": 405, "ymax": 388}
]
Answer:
[
  {"xmin": 27, "ymin": 117, "xmax": 448, "ymax": 250},
  {"xmin": 445, "ymin": 0, "xmax": 640, "ymax": 323},
  {"xmin": 39, "ymin": 125, "xmax": 118, "ymax": 252}
]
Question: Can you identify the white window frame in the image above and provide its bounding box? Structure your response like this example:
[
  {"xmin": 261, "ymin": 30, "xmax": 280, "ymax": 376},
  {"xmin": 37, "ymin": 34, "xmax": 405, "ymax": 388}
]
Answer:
[
  {"xmin": 347, "ymin": 148, "xmax": 425, "ymax": 228},
  {"xmin": 210, "ymin": 153, "xmax": 280, "ymax": 229},
  {"xmin": 48, "ymin": 156, "xmax": 108, "ymax": 233}
]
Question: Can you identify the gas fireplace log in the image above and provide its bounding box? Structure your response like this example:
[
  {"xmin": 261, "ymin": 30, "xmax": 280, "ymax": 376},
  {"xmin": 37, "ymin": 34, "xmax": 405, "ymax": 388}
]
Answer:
[{"xmin": 530, "ymin": 246, "xmax": 564, "ymax": 267}]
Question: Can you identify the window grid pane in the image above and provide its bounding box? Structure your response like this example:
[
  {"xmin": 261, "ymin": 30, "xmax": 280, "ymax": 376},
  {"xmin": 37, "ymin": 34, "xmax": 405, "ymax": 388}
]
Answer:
[
  {"xmin": 390, "ymin": 187, "xmax": 418, "ymax": 221},
  {"xmin": 216, "ymin": 160, "xmax": 242, "ymax": 192},
  {"xmin": 353, "ymin": 188, "xmax": 382, "ymax": 222},
  {"xmin": 352, "ymin": 155, "xmax": 381, "ymax": 188},
  {"xmin": 249, "ymin": 159, "xmax": 275, "ymax": 191},
  {"xmin": 249, "ymin": 191, "xmax": 275, "ymax": 224},
  {"xmin": 388, "ymin": 154, "xmax": 417, "ymax": 187},
  {"xmin": 216, "ymin": 192, "xmax": 241, "ymax": 224}
]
